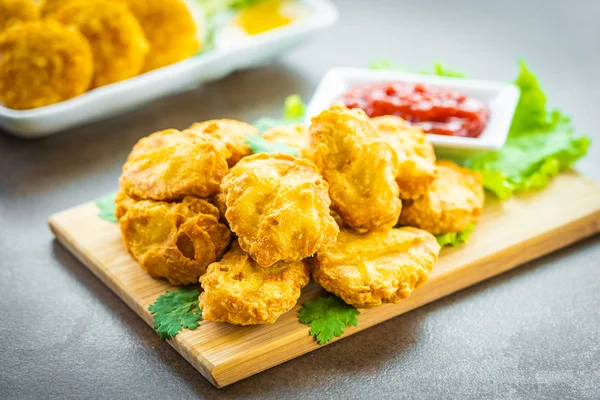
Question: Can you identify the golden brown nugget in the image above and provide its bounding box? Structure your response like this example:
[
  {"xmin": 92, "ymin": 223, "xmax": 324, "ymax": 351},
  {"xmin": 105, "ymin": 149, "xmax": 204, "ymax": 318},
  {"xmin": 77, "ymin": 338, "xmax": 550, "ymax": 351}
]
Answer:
[
  {"xmin": 40, "ymin": 0, "xmax": 76, "ymax": 16},
  {"xmin": 0, "ymin": 0, "xmax": 39, "ymax": 32},
  {"xmin": 53, "ymin": 0, "xmax": 148, "ymax": 88},
  {"xmin": 307, "ymin": 104, "xmax": 402, "ymax": 232},
  {"xmin": 208, "ymin": 190, "xmax": 228, "ymax": 222},
  {"xmin": 119, "ymin": 196, "xmax": 230, "ymax": 285},
  {"xmin": 399, "ymin": 160, "xmax": 484, "ymax": 235},
  {"xmin": 262, "ymin": 124, "xmax": 310, "ymax": 155},
  {"xmin": 120, "ymin": 129, "xmax": 229, "ymax": 201},
  {"xmin": 199, "ymin": 242, "xmax": 310, "ymax": 325},
  {"xmin": 0, "ymin": 21, "xmax": 93, "ymax": 110},
  {"xmin": 114, "ymin": 189, "xmax": 136, "ymax": 220},
  {"xmin": 120, "ymin": 0, "xmax": 200, "ymax": 71},
  {"xmin": 372, "ymin": 116, "xmax": 438, "ymax": 200},
  {"xmin": 312, "ymin": 227, "xmax": 440, "ymax": 308},
  {"xmin": 188, "ymin": 119, "xmax": 258, "ymax": 167},
  {"xmin": 221, "ymin": 153, "xmax": 339, "ymax": 268}
]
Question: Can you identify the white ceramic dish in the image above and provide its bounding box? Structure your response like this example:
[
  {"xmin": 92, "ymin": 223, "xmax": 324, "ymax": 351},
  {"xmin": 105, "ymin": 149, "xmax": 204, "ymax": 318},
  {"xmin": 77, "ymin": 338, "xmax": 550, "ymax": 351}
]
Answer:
[
  {"xmin": 306, "ymin": 67, "xmax": 519, "ymax": 150},
  {"xmin": 1, "ymin": 0, "xmax": 338, "ymax": 138}
]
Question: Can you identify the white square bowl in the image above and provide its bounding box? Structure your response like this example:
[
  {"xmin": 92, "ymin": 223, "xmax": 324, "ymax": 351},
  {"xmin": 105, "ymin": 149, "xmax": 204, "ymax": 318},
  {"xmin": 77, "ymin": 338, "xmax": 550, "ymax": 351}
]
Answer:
[{"xmin": 306, "ymin": 68, "xmax": 520, "ymax": 150}]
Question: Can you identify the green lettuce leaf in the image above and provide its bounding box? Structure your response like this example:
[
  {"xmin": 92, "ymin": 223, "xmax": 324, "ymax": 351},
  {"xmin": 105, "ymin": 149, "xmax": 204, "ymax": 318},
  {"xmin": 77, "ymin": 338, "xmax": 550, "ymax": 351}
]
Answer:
[
  {"xmin": 436, "ymin": 224, "xmax": 476, "ymax": 247},
  {"xmin": 466, "ymin": 124, "xmax": 590, "ymax": 199},
  {"xmin": 465, "ymin": 63, "xmax": 590, "ymax": 199},
  {"xmin": 247, "ymin": 95, "xmax": 305, "ymax": 155},
  {"xmin": 246, "ymin": 134, "xmax": 298, "ymax": 156}
]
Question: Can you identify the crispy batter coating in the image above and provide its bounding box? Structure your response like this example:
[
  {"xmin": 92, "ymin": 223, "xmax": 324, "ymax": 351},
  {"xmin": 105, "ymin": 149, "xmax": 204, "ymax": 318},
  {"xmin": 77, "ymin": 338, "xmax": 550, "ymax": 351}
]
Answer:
[
  {"xmin": 119, "ymin": 196, "xmax": 230, "ymax": 285},
  {"xmin": 0, "ymin": 20, "xmax": 93, "ymax": 110},
  {"xmin": 221, "ymin": 153, "xmax": 339, "ymax": 267},
  {"xmin": 120, "ymin": 0, "xmax": 200, "ymax": 71},
  {"xmin": 312, "ymin": 227, "xmax": 440, "ymax": 308},
  {"xmin": 188, "ymin": 119, "xmax": 258, "ymax": 167},
  {"xmin": 399, "ymin": 160, "xmax": 485, "ymax": 235},
  {"xmin": 199, "ymin": 241, "xmax": 310, "ymax": 325},
  {"xmin": 0, "ymin": 0, "xmax": 39, "ymax": 32},
  {"xmin": 209, "ymin": 191, "xmax": 228, "ymax": 222},
  {"xmin": 114, "ymin": 189, "xmax": 136, "ymax": 220},
  {"xmin": 40, "ymin": 0, "xmax": 75, "ymax": 16},
  {"xmin": 372, "ymin": 116, "xmax": 438, "ymax": 200},
  {"xmin": 53, "ymin": 0, "xmax": 148, "ymax": 88},
  {"xmin": 120, "ymin": 129, "xmax": 229, "ymax": 201},
  {"xmin": 262, "ymin": 124, "xmax": 310, "ymax": 155},
  {"xmin": 307, "ymin": 104, "xmax": 402, "ymax": 232}
]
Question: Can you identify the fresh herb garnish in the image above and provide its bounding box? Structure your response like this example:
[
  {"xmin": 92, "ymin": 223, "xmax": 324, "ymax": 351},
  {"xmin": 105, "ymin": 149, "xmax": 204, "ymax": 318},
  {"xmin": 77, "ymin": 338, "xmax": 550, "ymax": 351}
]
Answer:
[
  {"xmin": 148, "ymin": 287, "xmax": 202, "ymax": 341},
  {"xmin": 436, "ymin": 224, "xmax": 476, "ymax": 247},
  {"xmin": 369, "ymin": 59, "xmax": 465, "ymax": 77},
  {"xmin": 464, "ymin": 62, "xmax": 590, "ymax": 199},
  {"xmin": 246, "ymin": 134, "xmax": 298, "ymax": 156},
  {"xmin": 247, "ymin": 94, "xmax": 306, "ymax": 155},
  {"xmin": 96, "ymin": 193, "xmax": 117, "ymax": 223},
  {"xmin": 298, "ymin": 295, "xmax": 360, "ymax": 345}
]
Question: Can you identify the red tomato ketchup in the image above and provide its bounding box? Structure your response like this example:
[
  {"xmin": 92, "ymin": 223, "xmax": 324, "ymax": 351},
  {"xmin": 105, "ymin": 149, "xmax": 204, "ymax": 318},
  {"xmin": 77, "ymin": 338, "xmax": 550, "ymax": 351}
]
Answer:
[{"xmin": 342, "ymin": 82, "xmax": 490, "ymax": 138}]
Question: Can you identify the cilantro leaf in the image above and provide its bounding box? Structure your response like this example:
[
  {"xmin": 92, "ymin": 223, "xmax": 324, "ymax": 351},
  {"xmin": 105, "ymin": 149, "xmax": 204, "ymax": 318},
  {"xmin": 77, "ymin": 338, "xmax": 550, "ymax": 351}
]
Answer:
[
  {"xmin": 245, "ymin": 134, "xmax": 298, "ymax": 156},
  {"xmin": 298, "ymin": 295, "xmax": 359, "ymax": 345},
  {"xmin": 436, "ymin": 224, "xmax": 476, "ymax": 247},
  {"xmin": 148, "ymin": 287, "xmax": 202, "ymax": 341},
  {"xmin": 96, "ymin": 192, "xmax": 117, "ymax": 223}
]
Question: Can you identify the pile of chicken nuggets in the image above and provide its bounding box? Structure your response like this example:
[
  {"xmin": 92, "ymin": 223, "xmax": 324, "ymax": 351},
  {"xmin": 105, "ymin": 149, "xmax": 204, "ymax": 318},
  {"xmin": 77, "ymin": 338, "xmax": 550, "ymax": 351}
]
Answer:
[
  {"xmin": 115, "ymin": 104, "xmax": 485, "ymax": 325},
  {"xmin": 0, "ymin": 0, "xmax": 201, "ymax": 110}
]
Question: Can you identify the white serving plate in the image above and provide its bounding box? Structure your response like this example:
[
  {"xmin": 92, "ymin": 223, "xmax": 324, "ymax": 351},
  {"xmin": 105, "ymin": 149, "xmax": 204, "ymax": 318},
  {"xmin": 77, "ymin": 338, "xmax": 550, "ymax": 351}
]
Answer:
[
  {"xmin": 1, "ymin": 0, "xmax": 338, "ymax": 138},
  {"xmin": 306, "ymin": 67, "xmax": 519, "ymax": 150}
]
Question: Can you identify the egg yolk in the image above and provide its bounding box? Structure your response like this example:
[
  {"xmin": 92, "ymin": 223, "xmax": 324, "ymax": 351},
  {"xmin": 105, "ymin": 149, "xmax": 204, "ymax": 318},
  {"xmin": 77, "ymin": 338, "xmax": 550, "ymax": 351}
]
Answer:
[{"xmin": 238, "ymin": 0, "xmax": 292, "ymax": 35}]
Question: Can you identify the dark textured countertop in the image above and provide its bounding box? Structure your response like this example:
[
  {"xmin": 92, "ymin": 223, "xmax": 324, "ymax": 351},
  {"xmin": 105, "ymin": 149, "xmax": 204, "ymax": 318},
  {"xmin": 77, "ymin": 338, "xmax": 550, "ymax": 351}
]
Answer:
[{"xmin": 1, "ymin": 0, "xmax": 599, "ymax": 398}]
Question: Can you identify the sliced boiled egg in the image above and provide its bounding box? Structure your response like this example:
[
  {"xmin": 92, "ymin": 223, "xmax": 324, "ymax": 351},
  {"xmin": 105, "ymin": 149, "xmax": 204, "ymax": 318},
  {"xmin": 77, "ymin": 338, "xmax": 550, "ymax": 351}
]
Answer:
[{"xmin": 215, "ymin": 0, "xmax": 311, "ymax": 50}]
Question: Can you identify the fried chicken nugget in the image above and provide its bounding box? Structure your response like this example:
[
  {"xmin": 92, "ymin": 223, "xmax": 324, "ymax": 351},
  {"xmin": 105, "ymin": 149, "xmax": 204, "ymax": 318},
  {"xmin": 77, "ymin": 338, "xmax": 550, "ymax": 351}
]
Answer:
[
  {"xmin": 262, "ymin": 124, "xmax": 310, "ymax": 155},
  {"xmin": 53, "ymin": 0, "xmax": 148, "ymax": 88},
  {"xmin": 199, "ymin": 241, "xmax": 310, "ymax": 325},
  {"xmin": 307, "ymin": 104, "xmax": 402, "ymax": 232},
  {"xmin": 120, "ymin": 129, "xmax": 229, "ymax": 201},
  {"xmin": 119, "ymin": 196, "xmax": 230, "ymax": 285},
  {"xmin": 188, "ymin": 119, "xmax": 258, "ymax": 167},
  {"xmin": 372, "ymin": 116, "xmax": 438, "ymax": 200},
  {"xmin": 399, "ymin": 160, "xmax": 485, "ymax": 235},
  {"xmin": 221, "ymin": 153, "xmax": 339, "ymax": 268},
  {"xmin": 312, "ymin": 227, "xmax": 440, "ymax": 308},
  {"xmin": 114, "ymin": 189, "xmax": 136, "ymax": 220},
  {"xmin": 40, "ymin": 0, "xmax": 74, "ymax": 16},
  {"xmin": 0, "ymin": 20, "xmax": 93, "ymax": 110},
  {"xmin": 0, "ymin": 0, "xmax": 39, "ymax": 32},
  {"xmin": 120, "ymin": 0, "xmax": 200, "ymax": 72}
]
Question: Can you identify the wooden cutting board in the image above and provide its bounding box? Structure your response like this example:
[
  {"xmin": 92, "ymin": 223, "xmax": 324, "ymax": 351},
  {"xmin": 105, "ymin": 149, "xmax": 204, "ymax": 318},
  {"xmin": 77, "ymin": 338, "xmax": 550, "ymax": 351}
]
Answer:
[{"xmin": 48, "ymin": 172, "xmax": 600, "ymax": 388}]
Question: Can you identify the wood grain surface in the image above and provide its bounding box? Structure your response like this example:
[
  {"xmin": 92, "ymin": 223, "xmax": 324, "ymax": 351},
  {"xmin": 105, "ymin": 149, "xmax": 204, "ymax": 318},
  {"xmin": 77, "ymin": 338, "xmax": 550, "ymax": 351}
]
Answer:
[{"xmin": 48, "ymin": 172, "xmax": 600, "ymax": 388}]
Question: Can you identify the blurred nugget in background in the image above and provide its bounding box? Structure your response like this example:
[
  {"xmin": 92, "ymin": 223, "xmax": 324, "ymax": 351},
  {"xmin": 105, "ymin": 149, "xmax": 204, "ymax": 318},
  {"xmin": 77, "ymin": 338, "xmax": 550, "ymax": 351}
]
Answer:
[
  {"xmin": 0, "ymin": 20, "xmax": 93, "ymax": 110},
  {"xmin": 0, "ymin": 0, "xmax": 202, "ymax": 110},
  {"xmin": 120, "ymin": 0, "xmax": 202, "ymax": 71},
  {"xmin": 0, "ymin": 0, "xmax": 39, "ymax": 32},
  {"xmin": 52, "ymin": 0, "xmax": 149, "ymax": 88}
]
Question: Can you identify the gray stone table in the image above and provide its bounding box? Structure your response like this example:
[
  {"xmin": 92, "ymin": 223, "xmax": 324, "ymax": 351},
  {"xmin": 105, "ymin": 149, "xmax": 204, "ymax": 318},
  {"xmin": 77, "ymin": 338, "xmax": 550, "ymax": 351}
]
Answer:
[{"xmin": 1, "ymin": 0, "xmax": 599, "ymax": 398}]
